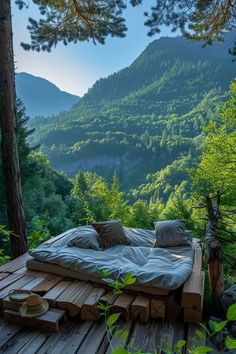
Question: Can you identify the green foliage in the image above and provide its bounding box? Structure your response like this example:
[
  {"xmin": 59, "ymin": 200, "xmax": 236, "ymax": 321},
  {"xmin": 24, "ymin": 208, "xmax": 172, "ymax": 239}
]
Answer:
[
  {"xmin": 97, "ymin": 269, "xmax": 236, "ymax": 354},
  {"xmin": 27, "ymin": 211, "xmax": 52, "ymax": 249},
  {"xmin": 29, "ymin": 35, "xmax": 234, "ymax": 198},
  {"xmin": 0, "ymin": 225, "xmax": 11, "ymax": 265},
  {"xmin": 192, "ymin": 80, "xmax": 236, "ymax": 203},
  {"xmin": 191, "ymin": 80, "xmax": 236, "ymax": 265}
]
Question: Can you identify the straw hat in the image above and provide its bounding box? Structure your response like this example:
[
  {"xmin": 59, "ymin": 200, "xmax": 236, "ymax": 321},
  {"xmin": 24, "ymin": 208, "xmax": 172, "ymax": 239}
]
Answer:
[{"xmin": 20, "ymin": 294, "xmax": 49, "ymax": 318}]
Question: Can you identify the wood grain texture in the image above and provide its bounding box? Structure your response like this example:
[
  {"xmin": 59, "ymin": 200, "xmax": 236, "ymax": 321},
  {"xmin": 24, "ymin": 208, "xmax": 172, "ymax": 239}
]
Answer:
[
  {"xmin": 43, "ymin": 280, "xmax": 73, "ymax": 306},
  {"xmin": 0, "ymin": 253, "xmax": 31, "ymax": 273},
  {"xmin": 150, "ymin": 298, "xmax": 166, "ymax": 318},
  {"xmin": 0, "ymin": 273, "xmax": 23, "ymax": 291},
  {"xmin": 181, "ymin": 240, "xmax": 203, "ymax": 310},
  {"xmin": 57, "ymin": 282, "xmax": 93, "ymax": 316},
  {"xmin": 4, "ymin": 308, "xmax": 66, "ymax": 332},
  {"xmin": 77, "ymin": 320, "xmax": 106, "ymax": 354},
  {"xmin": 80, "ymin": 287, "xmax": 105, "ymax": 320},
  {"xmin": 111, "ymin": 293, "xmax": 135, "ymax": 321},
  {"xmin": 31, "ymin": 275, "xmax": 62, "ymax": 294},
  {"xmin": 131, "ymin": 295, "xmax": 150, "ymax": 322}
]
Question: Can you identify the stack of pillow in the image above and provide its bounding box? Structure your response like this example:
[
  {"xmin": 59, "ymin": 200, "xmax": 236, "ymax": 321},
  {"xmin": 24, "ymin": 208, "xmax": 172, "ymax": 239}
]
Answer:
[{"xmin": 68, "ymin": 219, "xmax": 192, "ymax": 250}]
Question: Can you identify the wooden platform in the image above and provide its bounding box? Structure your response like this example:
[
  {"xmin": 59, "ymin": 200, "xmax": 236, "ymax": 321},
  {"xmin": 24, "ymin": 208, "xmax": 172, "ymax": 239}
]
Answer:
[
  {"xmin": 0, "ymin": 315, "xmax": 202, "ymax": 354},
  {"xmin": 0, "ymin": 239, "xmax": 204, "ymax": 324}
]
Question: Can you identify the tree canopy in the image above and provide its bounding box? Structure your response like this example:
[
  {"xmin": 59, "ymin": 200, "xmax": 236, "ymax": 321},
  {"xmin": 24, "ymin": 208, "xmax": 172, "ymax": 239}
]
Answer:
[{"xmin": 17, "ymin": 0, "xmax": 236, "ymax": 52}]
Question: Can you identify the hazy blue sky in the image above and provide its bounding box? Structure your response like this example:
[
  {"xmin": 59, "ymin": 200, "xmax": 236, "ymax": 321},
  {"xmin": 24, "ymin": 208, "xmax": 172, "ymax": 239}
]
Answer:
[{"xmin": 12, "ymin": 1, "xmax": 178, "ymax": 96}]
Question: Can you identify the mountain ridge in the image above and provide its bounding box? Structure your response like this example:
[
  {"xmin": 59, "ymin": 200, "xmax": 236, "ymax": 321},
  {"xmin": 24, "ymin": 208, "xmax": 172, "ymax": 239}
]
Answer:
[
  {"xmin": 16, "ymin": 72, "xmax": 80, "ymax": 117},
  {"xmin": 29, "ymin": 33, "xmax": 236, "ymax": 197}
]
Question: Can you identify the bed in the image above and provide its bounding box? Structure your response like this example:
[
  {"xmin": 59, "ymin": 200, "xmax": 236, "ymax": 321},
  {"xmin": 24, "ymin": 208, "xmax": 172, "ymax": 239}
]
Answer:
[{"xmin": 26, "ymin": 226, "xmax": 195, "ymax": 296}]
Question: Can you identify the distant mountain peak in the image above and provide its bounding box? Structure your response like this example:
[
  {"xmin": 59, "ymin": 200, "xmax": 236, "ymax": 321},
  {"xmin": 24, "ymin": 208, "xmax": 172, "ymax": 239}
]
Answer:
[{"xmin": 16, "ymin": 72, "xmax": 80, "ymax": 117}]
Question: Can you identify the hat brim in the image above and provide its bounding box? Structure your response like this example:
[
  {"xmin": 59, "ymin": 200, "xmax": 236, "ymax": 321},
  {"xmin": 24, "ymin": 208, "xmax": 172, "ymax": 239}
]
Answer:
[{"xmin": 20, "ymin": 299, "xmax": 49, "ymax": 318}]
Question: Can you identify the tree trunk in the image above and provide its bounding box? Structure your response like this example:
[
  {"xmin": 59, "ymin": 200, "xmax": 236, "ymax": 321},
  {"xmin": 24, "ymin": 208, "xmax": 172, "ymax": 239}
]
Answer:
[
  {"xmin": 205, "ymin": 194, "xmax": 224, "ymax": 300},
  {"xmin": 0, "ymin": 0, "xmax": 27, "ymax": 257}
]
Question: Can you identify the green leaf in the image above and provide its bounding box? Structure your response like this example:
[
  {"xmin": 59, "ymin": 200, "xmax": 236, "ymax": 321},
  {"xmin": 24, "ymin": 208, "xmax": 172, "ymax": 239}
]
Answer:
[
  {"xmin": 112, "ymin": 347, "xmax": 129, "ymax": 354},
  {"xmin": 193, "ymin": 346, "xmax": 214, "ymax": 353},
  {"xmin": 227, "ymin": 303, "xmax": 236, "ymax": 321},
  {"xmin": 97, "ymin": 302, "xmax": 106, "ymax": 310},
  {"xmin": 225, "ymin": 336, "xmax": 236, "ymax": 349},
  {"xmin": 199, "ymin": 323, "xmax": 211, "ymax": 336},
  {"xmin": 114, "ymin": 280, "xmax": 123, "ymax": 289},
  {"xmin": 113, "ymin": 329, "xmax": 123, "ymax": 338},
  {"xmin": 123, "ymin": 273, "xmax": 136, "ymax": 286},
  {"xmin": 107, "ymin": 313, "xmax": 120, "ymax": 326},
  {"xmin": 215, "ymin": 320, "xmax": 228, "ymax": 332},
  {"xmin": 174, "ymin": 339, "xmax": 186, "ymax": 350},
  {"xmin": 120, "ymin": 330, "xmax": 129, "ymax": 342},
  {"xmin": 208, "ymin": 320, "xmax": 217, "ymax": 332},
  {"xmin": 196, "ymin": 330, "xmax": 206, "ymax": 340}
]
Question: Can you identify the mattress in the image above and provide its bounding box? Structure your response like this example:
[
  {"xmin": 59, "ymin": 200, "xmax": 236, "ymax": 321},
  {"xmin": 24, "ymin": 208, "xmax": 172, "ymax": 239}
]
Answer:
[{"xmin": 27, "ymin": 226, "xmax": 194, "ymax": 292}]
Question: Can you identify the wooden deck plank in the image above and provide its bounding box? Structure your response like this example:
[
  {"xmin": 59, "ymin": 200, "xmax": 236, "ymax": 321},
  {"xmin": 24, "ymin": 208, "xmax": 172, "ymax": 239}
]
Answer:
[
  {"xmin": 146, "ymin": 320, "xmax": 175, "ymax": 353},
  {"xmin": 0, "ymin": 273, "xmax": 23, "ymax": 291},
  {"xmin": 104, "ymin": 320, "xmax": 132, "ymax": 354},
  {"xmin": 0, "ymin": 272, "xmax": 10, "ymax": 280},
  {"xmin": 31, "ymin": 274, "xmax": 62, "ymax": 294},
  {"xmin": 182, "ymin": 239, "xmax": 203, "ymax": 311},
  {"xmin": 57, "ymin": 282, "xmax": 93, "ymax": 317},
  {"xmin": 80, "ymin": 287, "xmax": 106, "ymax": 321},
  {"xmin": 172, "ymin": 321, "xmax": 186, "ymax": 353},
  {"xmin": 185, "ymin": 323, "xmax": 205, "ymax": 353},
  {"xmin": 0, "ymin": 328, "xmax": 39, "ymax": 353},
  {"xmin": 0, "ymin": 322, "xmax": 22, "ymax": 350},
  {"xmin": 150, "ymin": 298, "xmax": 166, "ymax": 319},
  {"xmin": 183, "ymin": 271, "xmax": 205, "ymax": 323},
  {"xmin": 4, "ymin": 308, "xmax": 66, "ymax": 332},
  {"xmin": 49, "ymin": 320, "xmax": 94, "ymax": 354},
  {"xmin": 17, "ymin": 331, "xmax": 50, "ymax": 354},
  {"xmin": 36, "ymin": 322, "xmax": 74, "ymax": 354},
  {"xmin": 111, "ymin": 293, "xmax": 135, "ymax": 321},
  {"xmin": 128, "ymin": 320, "xmax": 152, "ymax": 352},
  {"xmin": 131, "ymin": 295, "xmax": 150, "ymax": 323},
  {"xmin": 21, "ymin": 276, "xmax": 46, "ymax": 291},
  {"xmin": 0, "ymin": 253, "xmax": 31, "ymax": 273},
  {"xmin": 43, "ymin": 280, "xmax": 73, "ymax": 306},
  {"xmin": 182, "ymin": 272, "xmax": 204, "ymax": 310},
  {"xmin": 0, "ymin": 315, "xmax": 190, "ymax": 354},
  {"xmin": 77, "ymin": 320, "xmax": 106, "ymax": 354}
]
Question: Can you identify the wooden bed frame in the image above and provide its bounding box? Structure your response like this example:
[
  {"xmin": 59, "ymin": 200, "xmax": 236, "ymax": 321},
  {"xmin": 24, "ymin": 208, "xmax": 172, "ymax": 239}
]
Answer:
[{"xmin": 0, "ymin": 238, "xmax": 204, "ymax": 323}]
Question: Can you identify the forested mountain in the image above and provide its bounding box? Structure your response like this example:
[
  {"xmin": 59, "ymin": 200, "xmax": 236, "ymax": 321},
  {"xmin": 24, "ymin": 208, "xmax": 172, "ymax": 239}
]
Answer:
[
  {"xmin": 28, "ymin": 33, "xmax": 235, "ymax": 199},
  {"xmin": 16, "ymin": 72, "xmax": 79, "ymax": 117}
]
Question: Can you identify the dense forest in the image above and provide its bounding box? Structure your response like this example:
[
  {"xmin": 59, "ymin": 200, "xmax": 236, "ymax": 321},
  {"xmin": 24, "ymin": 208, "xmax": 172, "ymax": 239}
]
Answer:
[
  {"xmin": 29, "ymin": 34, "xmax": 235, "ymax": 195},
  {"xmin": 0, "ymin": 34, "xmax": 235, "ymax": 274}
]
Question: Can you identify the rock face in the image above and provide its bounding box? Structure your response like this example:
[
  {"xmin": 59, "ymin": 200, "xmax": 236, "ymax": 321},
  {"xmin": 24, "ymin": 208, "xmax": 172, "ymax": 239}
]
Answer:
[{"xmin": 221, "ymin": 285, "xmax": 236, "ymax": 311}]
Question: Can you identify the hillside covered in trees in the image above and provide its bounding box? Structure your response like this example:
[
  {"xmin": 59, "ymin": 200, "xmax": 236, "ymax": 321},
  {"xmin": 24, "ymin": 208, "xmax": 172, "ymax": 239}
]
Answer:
[{"xmin": 29, "ymin": 33, "xmax": 235, "ymax": 199}]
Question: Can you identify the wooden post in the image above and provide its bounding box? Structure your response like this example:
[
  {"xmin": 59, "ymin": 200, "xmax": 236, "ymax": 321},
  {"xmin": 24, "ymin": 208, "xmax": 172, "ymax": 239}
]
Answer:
[{"xmin": 204, "ymin": 193, "xmax": 224, "ymax": 300}]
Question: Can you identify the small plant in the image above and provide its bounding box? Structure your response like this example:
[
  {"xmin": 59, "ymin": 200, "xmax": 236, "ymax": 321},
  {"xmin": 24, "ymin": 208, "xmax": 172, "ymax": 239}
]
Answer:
[
  {"xmin": 0, "ymin": 225, "xmax": 15, "ymax": 265},
  {"xmin": 28, "ymin": 211, "xmax": 52, "ymax": 249},
  {"xmin": 97, "ymin": 270, "xmax": 236, "ymax": 354}
]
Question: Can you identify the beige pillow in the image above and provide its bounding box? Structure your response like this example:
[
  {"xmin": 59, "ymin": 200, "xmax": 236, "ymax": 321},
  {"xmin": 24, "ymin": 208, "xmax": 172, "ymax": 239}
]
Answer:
[{"xmin": 92, "ymin": 220, "xmax": 131, "ymax": 249}]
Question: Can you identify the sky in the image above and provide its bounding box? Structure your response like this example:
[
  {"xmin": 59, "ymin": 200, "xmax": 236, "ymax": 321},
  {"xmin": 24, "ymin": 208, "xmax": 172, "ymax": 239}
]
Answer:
[{"xmin": 12, "ymin": 1, "xmax": 178, "ymax": 96}]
